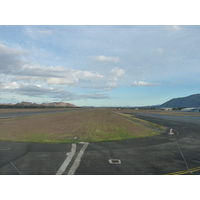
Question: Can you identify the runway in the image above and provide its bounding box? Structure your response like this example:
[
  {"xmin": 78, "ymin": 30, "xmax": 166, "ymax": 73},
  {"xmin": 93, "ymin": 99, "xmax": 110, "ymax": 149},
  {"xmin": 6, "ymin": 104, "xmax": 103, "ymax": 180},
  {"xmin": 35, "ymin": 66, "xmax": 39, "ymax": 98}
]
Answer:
[
  {"xmin": 135, "ymin": 112, "xmax": 200, "ymax": 125},
  {"xmin": 1, "ymin": 112, "xmax": 200, "ymax": 175}
]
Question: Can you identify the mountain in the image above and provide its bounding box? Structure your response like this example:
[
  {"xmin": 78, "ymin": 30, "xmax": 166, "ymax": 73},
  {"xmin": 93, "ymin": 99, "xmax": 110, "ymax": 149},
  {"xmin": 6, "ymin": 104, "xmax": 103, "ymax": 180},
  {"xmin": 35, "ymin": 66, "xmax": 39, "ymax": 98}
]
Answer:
[
  {"xmin": 160, "ymin": 94, "xmax": 200, "ymax": 108},
  {"xmin": 0, "ymin": 103, "xmax": 14, "ymax": 106},
  {"xmin": 41, "ymin": 102, "xmax": 77, "ymax": 107},
  {"xmin": 15, "ymin": 102, "xmax": 40, "ymax": 107},
  {"xmin": 0, "ymin": 101, "xmax": 78, "ymax": 108}
]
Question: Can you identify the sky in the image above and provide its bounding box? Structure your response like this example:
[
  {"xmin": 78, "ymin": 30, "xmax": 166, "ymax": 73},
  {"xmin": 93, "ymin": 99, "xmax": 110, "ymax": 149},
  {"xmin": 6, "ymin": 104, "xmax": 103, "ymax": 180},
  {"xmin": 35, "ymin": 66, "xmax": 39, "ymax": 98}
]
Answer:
[{"xmin": 1, "ymin": 25, "xmax": 200, "ymax": 107}]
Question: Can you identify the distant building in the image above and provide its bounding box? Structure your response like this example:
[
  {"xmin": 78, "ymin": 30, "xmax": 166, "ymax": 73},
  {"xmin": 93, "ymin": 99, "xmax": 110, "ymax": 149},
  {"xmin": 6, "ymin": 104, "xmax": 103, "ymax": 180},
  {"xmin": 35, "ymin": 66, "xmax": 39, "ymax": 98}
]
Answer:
[
  {"xmin": 193, "ymin": 108, "xmax": 200, "ymax": 112},
  {"xmin": 181, "ymin": 108, "xmax": 194, "ymax": 112},
  {"xmin": 160, "ymin": 107, "xmax": 173, "ymax": 111},
  {"xmin": 181, "ymin": 107, "xmax": 200, "ymax": 112}
]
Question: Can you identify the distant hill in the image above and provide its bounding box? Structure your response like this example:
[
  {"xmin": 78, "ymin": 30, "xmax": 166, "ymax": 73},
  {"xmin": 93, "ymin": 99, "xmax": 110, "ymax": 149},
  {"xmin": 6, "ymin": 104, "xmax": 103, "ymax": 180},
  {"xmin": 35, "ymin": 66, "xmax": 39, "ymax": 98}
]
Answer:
[
  {"xmin": 160, "ymin": 94, "xmax": 200, "ymax": 108},
  {"xmin": 0, "ymin": 101, "xmax": 78, "ymax": 108},
  {"xmin": 15, "ymin": 102, "xmax": 40, "ymax": 107},
  {"xmin": 41, "ymin": 102, "xmax": 77, "ymax": 107}
]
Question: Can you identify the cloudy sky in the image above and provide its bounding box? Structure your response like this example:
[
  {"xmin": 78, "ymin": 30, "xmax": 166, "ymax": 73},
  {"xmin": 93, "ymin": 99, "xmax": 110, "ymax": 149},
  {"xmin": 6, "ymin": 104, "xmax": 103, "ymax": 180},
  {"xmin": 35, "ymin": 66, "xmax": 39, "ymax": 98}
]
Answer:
[{"xmin": 0, "ymin": 25, "xmax": 200, "ymax": 106}]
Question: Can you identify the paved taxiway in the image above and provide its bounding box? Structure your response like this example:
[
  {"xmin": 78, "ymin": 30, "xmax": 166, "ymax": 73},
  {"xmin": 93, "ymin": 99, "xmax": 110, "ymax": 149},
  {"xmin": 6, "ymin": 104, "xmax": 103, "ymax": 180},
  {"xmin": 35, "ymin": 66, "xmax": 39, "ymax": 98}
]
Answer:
[
  {"xmin": 135, "ymin": 113, "xmax": 200, "ymax": 125},
  {"xmin": 1, "ymin": 112, "xmax": 200, "ymax": 175}
]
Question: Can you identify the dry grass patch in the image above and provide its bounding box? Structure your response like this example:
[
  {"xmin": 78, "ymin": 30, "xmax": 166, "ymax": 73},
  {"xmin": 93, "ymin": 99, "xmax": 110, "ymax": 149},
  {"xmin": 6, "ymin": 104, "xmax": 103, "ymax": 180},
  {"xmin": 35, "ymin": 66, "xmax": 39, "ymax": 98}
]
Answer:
[{"xmin": 0, "ymin": 108, "xmax": 160, "ymax": 143}]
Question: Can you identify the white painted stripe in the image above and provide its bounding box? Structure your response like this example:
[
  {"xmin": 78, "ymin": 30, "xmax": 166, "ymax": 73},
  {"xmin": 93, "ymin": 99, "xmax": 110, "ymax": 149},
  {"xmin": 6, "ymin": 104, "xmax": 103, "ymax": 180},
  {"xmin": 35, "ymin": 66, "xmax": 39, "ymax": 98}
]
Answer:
[
  {"xmin": 175, "ymin": 140, "xmax": 192, "ymax": 174},
  {"xmin": 68, "ymin": 142, "xmax": 89, "ymax": 175},
  {"xmin": 0, "ymin": 147, "xmax": 10, "ymax": 150},
  {"xmin": 56, "ymin": 144, "xmax": 76, "ymax": 175},
  {"xmin": 10, "ymin": 162, "xmax": 22, "ymax": 175},
  {"xmin": 0, "ymin": 116, "xmax": 16, "ymax": 119}
]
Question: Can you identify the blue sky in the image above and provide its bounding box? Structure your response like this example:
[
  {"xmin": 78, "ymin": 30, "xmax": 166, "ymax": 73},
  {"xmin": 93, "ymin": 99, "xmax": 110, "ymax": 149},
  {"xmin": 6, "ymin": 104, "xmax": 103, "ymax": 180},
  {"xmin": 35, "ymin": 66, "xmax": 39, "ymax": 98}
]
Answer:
[{"xmin": 0, "ymin": 25, "xmax": 200, "ymax": 107}]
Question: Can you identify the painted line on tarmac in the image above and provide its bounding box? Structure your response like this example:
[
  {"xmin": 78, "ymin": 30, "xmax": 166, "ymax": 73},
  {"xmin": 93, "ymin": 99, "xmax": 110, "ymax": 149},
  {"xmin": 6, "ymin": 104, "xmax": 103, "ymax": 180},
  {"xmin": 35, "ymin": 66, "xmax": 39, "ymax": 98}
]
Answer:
[
  {"xmin": 175, "ymin": 140, "xmax": 192, "ymax": 174},
  {"xmin": 165, "ymin": 166, "xmax": 200, "ymax": 175},
  {"xmin": 68, "ymin": 142, "xmax": 89, "ymax": 175},
  {"xmin": 182, "ymin": 122, "xmax": 189, "ymax": 129},
  {"xmin": 0, "ymin": 114, "xmax": 38, "ymax": 119},
  {"xmin": 0, "ymin": 116, "xmax": 19, "ymax": 119},
  {"xmin": 56, "ymin": 144, "xmax": 77, "ymax": 175},
  {"xmin": 10, "ymin": 162, "xmax": 22, "ymax": 175},
  {"xmin": 0, "ymin": 147, "xmax": 10, "ymax": 150},
  {"xmin": 0, "ymin": 116, "xmax": 29, "ymax": 119}
]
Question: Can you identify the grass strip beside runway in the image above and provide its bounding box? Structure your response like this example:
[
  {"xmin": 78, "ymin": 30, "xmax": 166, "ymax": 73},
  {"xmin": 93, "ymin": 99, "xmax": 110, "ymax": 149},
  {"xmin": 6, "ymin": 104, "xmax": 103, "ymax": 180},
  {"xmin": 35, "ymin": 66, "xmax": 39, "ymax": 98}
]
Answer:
[
  {"xmin": 0, "ymin": 108, "xmax": 160, "ymax": 143},
  {"xmin": 114, "ymin": 112, "xmax": 167, "ymax": 132}
]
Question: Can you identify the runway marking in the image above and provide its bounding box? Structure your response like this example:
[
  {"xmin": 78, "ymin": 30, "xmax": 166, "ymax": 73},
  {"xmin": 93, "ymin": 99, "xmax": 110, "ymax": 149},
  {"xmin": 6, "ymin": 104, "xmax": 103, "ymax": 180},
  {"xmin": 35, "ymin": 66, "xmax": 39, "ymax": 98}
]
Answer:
[
  {"xmin": 0, "ymin": 147, "xmax": 10, "ymax": 150},
  {"xmin": 68, "ymin": 142, "xmax": 89, "ymax": 175},
  {"xmin": 10, "ymin": 162, "xmax": 22, "ymax": 175},
  {"xmin": 165, "ymin": 166, "xmax": 200, "ymax": 175},
  {"xmin": 0, "ymin": 116, "xmax": 17, "ymax": 119},
  {"xmin": 56, "ymin": 144, "xmax": 76, "ymax": 175},
  {"xmin": 109, "ymin": 159, "xmax": 121, "ymax": 164},
  {"xmin": 175, "ymin": 140, "xmax": 192, "ymax": 174}
]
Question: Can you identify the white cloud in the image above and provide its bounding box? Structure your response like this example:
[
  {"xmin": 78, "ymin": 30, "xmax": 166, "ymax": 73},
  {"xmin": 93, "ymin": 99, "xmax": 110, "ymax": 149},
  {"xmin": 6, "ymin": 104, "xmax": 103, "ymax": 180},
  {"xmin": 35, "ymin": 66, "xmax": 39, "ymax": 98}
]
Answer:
[
  {"xmin": 44, "ymin": 69, "xmax": 104, "ymax": 85},
  {"xmin": 0, "ymin": 82, "xmax": 20, "ymax": 89},
  {"xmin": 165, "ymin": 25, "xmax": 181, "ymax": 31},
  {"xmin": 105, "ymin": 82, "xmax": 117, "ymax": 90},
  {"xmin": 11, "ymin": 62, "xmax": 123, "ymax": 90},
  {"xmin": 24, "ymin": 27, "xmax": 35, "ymax": 38},
  {"xmin": 0, "ymin": 43, "xmax": 126, "ymax": 103},
  {"xmin": 46, "ymin": 77, "xmax": 78, "ymax": 85},
  {"xmin": 110, "ymin": 67, "xmax": 125, "ymax": 76},
  {"xmin": 5, "ymin": 61, "xmax": 123, "ymax": 89},
  {"xmin": 131, "ymin": 81, "xmax": 160, "ymax": 87},
  {"xmin": 156, "ymin": 48, "xmax": 164, "ymax": 53},
  {"xmin": 1, "ymin": 82, "xmax": 110, "ymax": 100},
  {"xmin": 0, "ymin": 44, "xmax": 29, "ymax": 56},
  {"xmin": 74, "ymin": 70, "xmax": 104, "ymax": 80},
  {"xmin": 92, "ymin": 55, "xmax": 120, "ymax": 63},
  {"xmin": 172, "ymin": 25, "xmax": 181, "ymax": 30},
  {"xmin": 37, "ymin": 30, "xmax": 53, "ymax": 34},
  {"xmin": 24, "ymin": 27, "xmax": 54, "ymax": 38},
  {"xmin": 107, "ymin": 67, "xmax": 125, "ymax": 81}
]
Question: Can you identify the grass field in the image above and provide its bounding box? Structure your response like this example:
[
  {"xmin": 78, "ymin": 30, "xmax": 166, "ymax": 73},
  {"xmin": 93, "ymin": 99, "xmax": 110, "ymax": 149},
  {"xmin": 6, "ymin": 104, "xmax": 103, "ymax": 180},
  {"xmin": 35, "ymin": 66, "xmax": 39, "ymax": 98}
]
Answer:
[
  {"xmin": 114, "ymin": 112, "xmax": 167, "ymax": 131},
  {"xmin": 0, "ymin": 108, "xmax": 162, "ymax": 143}
]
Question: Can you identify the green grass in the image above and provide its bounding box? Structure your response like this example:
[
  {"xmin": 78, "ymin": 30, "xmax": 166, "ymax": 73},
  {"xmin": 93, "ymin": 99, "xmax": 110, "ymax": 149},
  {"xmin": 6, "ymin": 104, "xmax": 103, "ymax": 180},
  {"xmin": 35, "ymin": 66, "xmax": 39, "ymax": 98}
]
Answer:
[
  {"xmin": 0, "ymin": 109, "xmax": 163, "ymax": 143},
  {"xmin": 114, "ymin": 112, "xmax": 167, "ymax": 132}
]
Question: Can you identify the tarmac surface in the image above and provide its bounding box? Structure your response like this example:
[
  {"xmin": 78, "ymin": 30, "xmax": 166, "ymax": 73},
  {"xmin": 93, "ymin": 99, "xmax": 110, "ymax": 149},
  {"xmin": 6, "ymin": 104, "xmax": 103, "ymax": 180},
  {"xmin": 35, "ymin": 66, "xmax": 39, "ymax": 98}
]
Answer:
[
  {"xmin": 1, "ymin": 112, "xmax": 200, "ymax": 175},
  {"xmin": 135, "ymin": 112, "xmax": 200, "ymax": 125}
]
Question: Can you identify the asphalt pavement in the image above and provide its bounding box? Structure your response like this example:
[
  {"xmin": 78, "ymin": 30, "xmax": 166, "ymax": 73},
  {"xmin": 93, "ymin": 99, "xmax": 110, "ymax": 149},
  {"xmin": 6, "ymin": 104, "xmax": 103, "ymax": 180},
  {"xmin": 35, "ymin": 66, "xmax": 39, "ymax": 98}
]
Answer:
[
  {"xmin": 1, "ymin": 112, "xmax": 200, "ymax": 175},
  {"xmin": 135, "ymin": 112, "xmax": 200, "ymax": 125}
]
